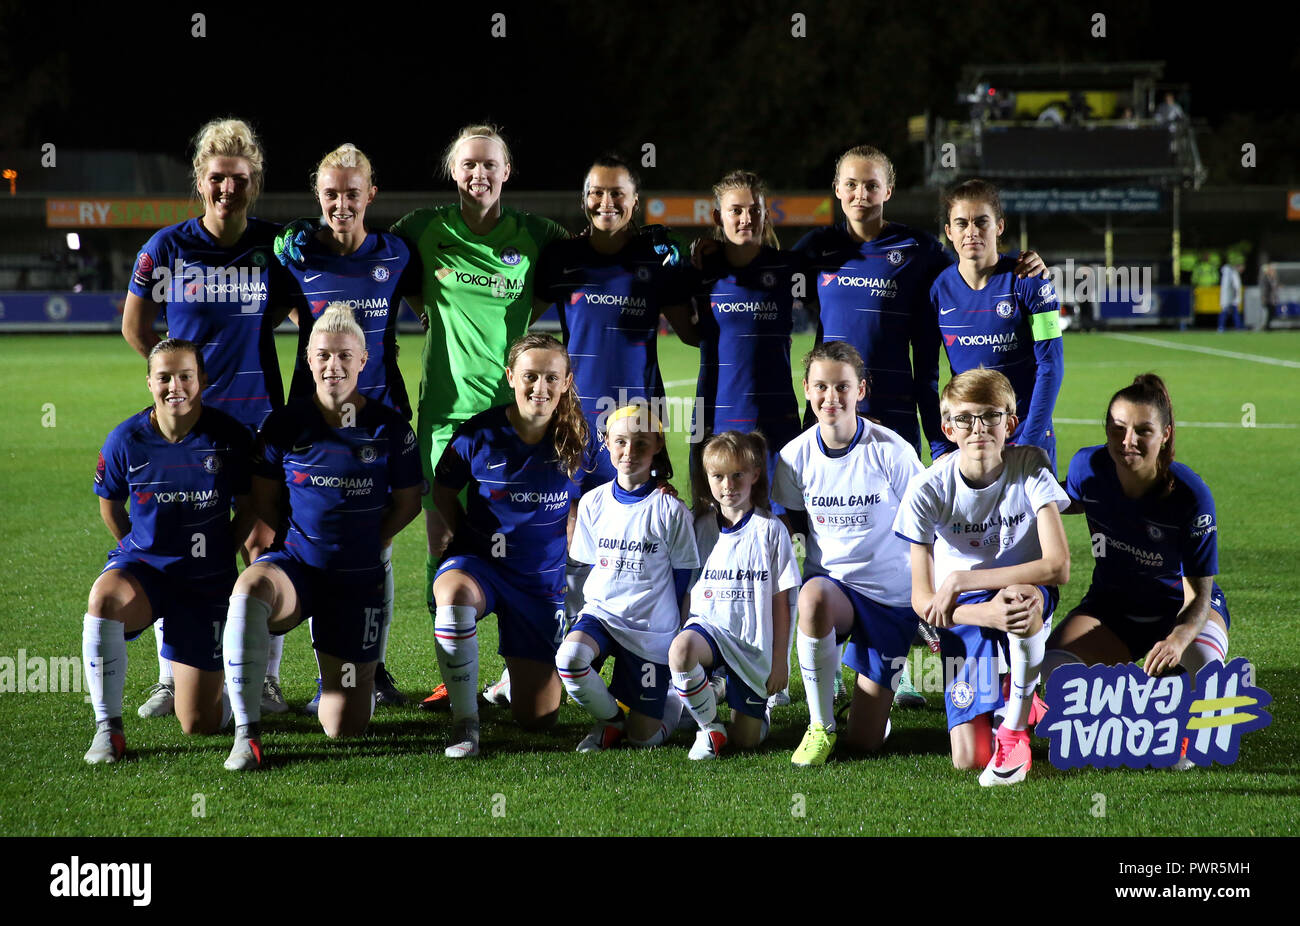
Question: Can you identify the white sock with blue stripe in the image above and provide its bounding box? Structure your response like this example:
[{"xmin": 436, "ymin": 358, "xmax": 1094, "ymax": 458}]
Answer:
[
  {"xmin": 672, "ymin": 666, "xmax": 717, "ymax": 728},
  {"xmin": 1182, "ymin": 620, "xmax": 1229, "ymax": 676},
  {"xmin": 556, "ymin": 639, "xmax": 619, "ymax": 722},
  {"xmin": 434, "ymin": 605, "xmax": 479, "ymax": 722}
]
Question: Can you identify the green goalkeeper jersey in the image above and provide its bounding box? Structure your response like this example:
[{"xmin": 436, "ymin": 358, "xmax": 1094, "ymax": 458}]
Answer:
[{"xmin": 392, "ymin": 204, "xmax": 568, "ymax": 423}]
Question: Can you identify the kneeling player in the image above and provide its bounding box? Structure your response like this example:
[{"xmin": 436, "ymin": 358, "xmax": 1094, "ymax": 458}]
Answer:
[
  {"xmin": 1044, "ymin": 374, "xmax": 1231, "ymax": 769},
  {"xmin": 772, "ymin": 342, "xmax": 925, "ymax": 766},
  {"xmin": 222, "ymin": 305, "xmax": 423, "ymax": 770},
  {"xmin": 83, "ymin": 339, "xmax": 255, "ymax": 763},
  {"xmin": 670, "ymin": 431, "xmax": 800, "ymax": 759},
  {"xmin": 559, "ymin": 405, "xmax": 700, "ymax": 751},
  {"xmin": 894, "ymin": 369, "xmax": 1069, "ymax": 786},
  {"xmin": 427, "ymin": 334, "xmax": 587, "ymax": 758}
]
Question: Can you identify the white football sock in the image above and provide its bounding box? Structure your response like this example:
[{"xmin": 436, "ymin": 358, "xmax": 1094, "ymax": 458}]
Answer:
[
  {"xmin": 264, "ymin": 633, "xmax": 284, "ymax": 681},
  {"xmin": 556, "ymin": 639, "xmax": 619, "ymax": 722},
  {"xmin": 83, "ymin": 614, "xmax": 127, "ymax": 723},
  {"xmin": 434, "ymin": 604, "xmax": 479, "ymax": 722},
  {"xmin": 1181, "ymin": 620, "xmax": 1229, "ymax": 676},
  {"xmin": 798, "ymin": 629, "xmax": 839, "ymax": 731},
  {"xmin": 224, "ymin": 594, "xmax": 271, "ymax": 727},
  {"xmin": 378, "ymin": 544, "xmax": 395, "ymax": 664},
  {"xmin": 672, "ymin": 666, "xmax": 717, "ymax": 728},
  {"xmin": 1004, "ymin": 624, "xmax": 1047, "ymax": 731},
  {"xmin": 153, "ymin": 620, "xmax": 173, "ymax": 684}
]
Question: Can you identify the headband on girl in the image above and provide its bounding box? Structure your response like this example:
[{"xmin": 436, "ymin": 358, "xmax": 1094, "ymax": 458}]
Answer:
[{"xmin": 607, "ymin": 403, "xmax": 664, "ymax": 434}]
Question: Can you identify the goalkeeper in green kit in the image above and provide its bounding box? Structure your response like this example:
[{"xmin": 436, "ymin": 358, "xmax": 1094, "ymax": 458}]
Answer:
[{"xmin": 396, "ymin": 126, "xmax": 568, "ymax": 707}]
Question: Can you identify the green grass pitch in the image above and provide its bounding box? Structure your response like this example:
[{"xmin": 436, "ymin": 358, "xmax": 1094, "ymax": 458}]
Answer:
[{"xmin": 0, "ymin": 330, "xmax": 1296, "ymax": 836}]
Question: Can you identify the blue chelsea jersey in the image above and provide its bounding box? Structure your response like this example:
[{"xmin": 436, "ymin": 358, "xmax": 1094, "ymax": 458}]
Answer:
[
  {"xmin": 1066, "ymin": 445, "xmax": 1219, "ymax": 610},
  {"xmin": 434, "ymin": 406, "xmax": 582, "ymax": 599},
  {"xmin": 792, "ymin": 222, "xmax": 949, "ymax": 453},
  {"xmin": 283, "ymin": 230, "xmax": 420, "ymax": 419},
  {"xmin": 693, "ymin": 246, "xmax": 803, "ymax": 447},
  {"xmin": 129, "ymin": 217, "xmax": 287, "ymax": 430},
  {"xmin": 537, "ymin": 235, "xmax": 696, "ymax": 429},
  {"xmin": 255, "ymin": 397, "xmax": 424, "ymax": 573},
  {"xmin": 95, "ymin": 406, "xmax": 254, "ymax": 580}
]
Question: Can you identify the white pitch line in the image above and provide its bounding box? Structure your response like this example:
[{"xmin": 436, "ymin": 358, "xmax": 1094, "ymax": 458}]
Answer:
[
  {"xmin": 1102, "ymin": 333, "xmax": 1300, "ymax": 369},
  {"xmin": 1056, "ymin": 417, "xmax": 1296, "ymax": 429}
]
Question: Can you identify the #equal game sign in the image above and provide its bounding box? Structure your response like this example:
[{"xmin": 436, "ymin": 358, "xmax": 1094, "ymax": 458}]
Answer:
[{"xmin": 1039, "ymin": 656, "xmax": 1271, "ymax": 770}]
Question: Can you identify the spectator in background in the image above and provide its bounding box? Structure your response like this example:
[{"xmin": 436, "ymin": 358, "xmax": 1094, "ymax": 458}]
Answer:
[
  {"xmin": 1119, "ymin": 106, "xmax": 1139, "ymax": 128},
  {"xmin": 1068, "ymin": 91, "xmax": 1094, "ymax": 124},
  {"xmin": 1259, "ymin": 263, "xmax": 1281, "ymax": 330},
  {"xmin": 1155, "ymin": 92, "xmax": 1186, "ymax": 124},
  {"xmin": 1036, "ymin": 104, "xmax": 1064, "ymax": 127},
  {"xmin": 1218, "ymin": 259, "xmax": 1244, "ymax": 332}
]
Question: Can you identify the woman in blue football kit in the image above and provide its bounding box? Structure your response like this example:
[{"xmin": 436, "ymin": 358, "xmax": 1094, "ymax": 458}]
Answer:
[
  {"xmin": 122, "ymin": 117, "xmax": 287, "ymax": 434},
  {"xmin": 1044, "ymin": 374, "xmax": 1231, "ymax": 690},
  {"xmin": 282, "ymin": 143, "xmax": 422, "ymax": 708},
  {"xmin": 427, "ymin": 333, "xmax": 589, "ymax": 758},
  {"xmin": 221, "ymin": 305, "xmax": 424, "ymax": 771},
  {"xmin": 536, "ymin": 154, "xmax": 699, "ymax": 493},
  {"xmin": 930, "ymin": 179, "xmax": 1065, "ymax": 470},
  {"xmin": 83, "ymin": 339, "xmax": 256, "ymax": 764},
  {"xmin": 120, "ymin": 117, "xmax": 291, "ymax": 720},
  {"xmin": 691, "ymin": 169, "xmax": 805, "ymax": 513}
]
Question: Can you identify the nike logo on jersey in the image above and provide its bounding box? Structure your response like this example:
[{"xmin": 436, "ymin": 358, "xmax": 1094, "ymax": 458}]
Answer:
[
  {"xmin": 563, "ymin": 266, "xmax": 585, "ymax": 274},
  {"xmin": 304, "ymin": 273, "xmax": 322, "ymax": 282},
  {"xmin": 438, "ymin": 243, "xmax": 456, "ymax": 250},
  {"xmin": 291, "ymin": 444, "xmax": 313, "ymax": 453},
  {"xmin": 939, "ymin": 306, "xmax": 959, "ymax": 315},
  {"xmin": 486, "ymin": 461, "xmax": 507, "ymax": 469},
  {"xmin": 128, "ymin": 462, "xmax": 149, "ymax": 473}
]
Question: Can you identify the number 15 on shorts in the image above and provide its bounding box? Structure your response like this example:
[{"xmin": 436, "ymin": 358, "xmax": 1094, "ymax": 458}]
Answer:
[{"xmin": 364, "ymin": 608, "xmax": 383, "ymax": 646}]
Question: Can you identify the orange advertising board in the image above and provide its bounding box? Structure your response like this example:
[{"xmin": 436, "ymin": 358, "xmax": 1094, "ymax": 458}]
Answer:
[{"xmin": 46, "ymin": 199, "xmax": 204, "ymax": 228}]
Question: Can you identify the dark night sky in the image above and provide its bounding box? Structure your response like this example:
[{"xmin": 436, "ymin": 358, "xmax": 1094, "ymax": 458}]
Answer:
[{"xmin": 3, "ymin": 0, "xmax": 1297, "ymax": 192}]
